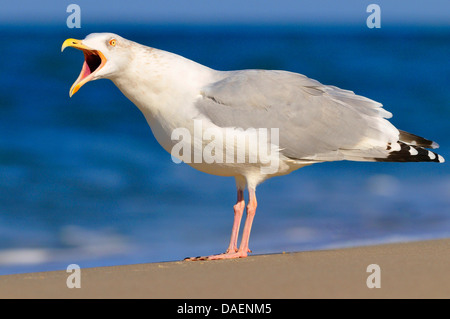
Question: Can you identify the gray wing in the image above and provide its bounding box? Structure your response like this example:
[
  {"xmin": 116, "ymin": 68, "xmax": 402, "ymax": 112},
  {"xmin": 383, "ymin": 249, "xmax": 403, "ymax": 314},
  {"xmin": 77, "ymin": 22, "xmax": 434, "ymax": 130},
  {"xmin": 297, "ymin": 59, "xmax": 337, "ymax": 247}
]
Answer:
[{"xmin": 195, "ymin": 69, "xmax": 399, "ymax": 162}]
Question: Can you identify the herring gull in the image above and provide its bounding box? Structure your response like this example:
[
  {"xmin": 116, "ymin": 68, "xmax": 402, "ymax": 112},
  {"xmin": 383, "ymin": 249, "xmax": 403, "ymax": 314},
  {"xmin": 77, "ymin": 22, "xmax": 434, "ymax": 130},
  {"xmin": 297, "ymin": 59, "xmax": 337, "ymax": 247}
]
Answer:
[{"xmin": 61, "ymin": 33, "xmax": 444, "ymax": 260}]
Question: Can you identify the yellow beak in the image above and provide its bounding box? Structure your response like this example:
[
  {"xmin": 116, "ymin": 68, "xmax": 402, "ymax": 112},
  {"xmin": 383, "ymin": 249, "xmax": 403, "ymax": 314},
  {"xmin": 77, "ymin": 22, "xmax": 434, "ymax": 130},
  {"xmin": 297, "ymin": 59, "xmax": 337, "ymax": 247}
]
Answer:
[
  {"xmin": 61, "ymin": 38, "xmax": 92, "ymax": 53},
  {"xmin": 61, "ymin": 38, "xmax": 107, "ymax": 97}
]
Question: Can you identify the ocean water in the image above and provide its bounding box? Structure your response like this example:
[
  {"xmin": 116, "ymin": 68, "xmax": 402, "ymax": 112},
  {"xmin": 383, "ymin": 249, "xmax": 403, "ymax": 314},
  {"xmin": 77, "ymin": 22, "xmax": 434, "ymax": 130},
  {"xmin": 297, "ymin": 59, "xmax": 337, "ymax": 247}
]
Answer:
[{"xmin": 0, "ymin": 24, "xmax": 449, "ymax": 275}]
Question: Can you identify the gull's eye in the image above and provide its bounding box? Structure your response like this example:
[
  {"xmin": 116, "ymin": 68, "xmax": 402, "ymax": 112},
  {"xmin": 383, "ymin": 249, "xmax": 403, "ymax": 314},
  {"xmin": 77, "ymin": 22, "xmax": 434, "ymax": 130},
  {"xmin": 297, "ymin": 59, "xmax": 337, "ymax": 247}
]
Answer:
[{"xmin": 109, "ymin": 39, "xmax": 117, "ymax": 46}]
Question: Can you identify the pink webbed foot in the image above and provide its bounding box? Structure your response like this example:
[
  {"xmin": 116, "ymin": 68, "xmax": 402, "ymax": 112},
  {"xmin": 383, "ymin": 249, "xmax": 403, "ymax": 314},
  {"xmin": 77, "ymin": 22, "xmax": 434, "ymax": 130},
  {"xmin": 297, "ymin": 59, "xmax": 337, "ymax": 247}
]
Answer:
[{"xmin": 184, "ymin": 249, "xmax": 250, "ymax": 261}]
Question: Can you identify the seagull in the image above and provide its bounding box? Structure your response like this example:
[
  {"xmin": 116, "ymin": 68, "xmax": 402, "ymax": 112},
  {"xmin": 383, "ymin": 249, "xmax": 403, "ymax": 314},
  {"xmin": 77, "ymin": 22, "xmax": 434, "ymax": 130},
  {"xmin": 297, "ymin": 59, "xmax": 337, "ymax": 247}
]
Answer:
[{"xmin": 62, "ymin": 33, "xmax": 444, "ymax": 260}]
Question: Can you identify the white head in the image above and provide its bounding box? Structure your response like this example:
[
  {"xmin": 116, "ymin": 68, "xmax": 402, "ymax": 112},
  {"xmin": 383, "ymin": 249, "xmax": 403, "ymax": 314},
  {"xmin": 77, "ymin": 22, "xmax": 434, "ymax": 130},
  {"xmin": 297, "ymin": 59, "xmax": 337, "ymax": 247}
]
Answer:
[{"xmin": 61, "ymin": 33, "xmax": 132, "ymax": 97}]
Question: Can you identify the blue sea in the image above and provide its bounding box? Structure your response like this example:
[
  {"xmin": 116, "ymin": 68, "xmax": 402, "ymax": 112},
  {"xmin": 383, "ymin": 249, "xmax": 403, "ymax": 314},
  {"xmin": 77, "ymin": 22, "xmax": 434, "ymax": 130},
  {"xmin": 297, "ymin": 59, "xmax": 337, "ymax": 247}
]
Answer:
[{"xmin": 0, "ymin": 24, "xmax": 449, "ymax": 275}]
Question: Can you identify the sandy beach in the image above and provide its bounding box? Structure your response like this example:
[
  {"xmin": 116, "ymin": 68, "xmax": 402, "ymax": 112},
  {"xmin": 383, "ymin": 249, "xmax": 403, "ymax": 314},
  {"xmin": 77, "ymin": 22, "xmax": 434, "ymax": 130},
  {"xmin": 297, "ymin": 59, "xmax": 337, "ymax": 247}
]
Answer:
[{"xmin": 0, "ymin": 238, "xmax": 448, "ymax": 299}]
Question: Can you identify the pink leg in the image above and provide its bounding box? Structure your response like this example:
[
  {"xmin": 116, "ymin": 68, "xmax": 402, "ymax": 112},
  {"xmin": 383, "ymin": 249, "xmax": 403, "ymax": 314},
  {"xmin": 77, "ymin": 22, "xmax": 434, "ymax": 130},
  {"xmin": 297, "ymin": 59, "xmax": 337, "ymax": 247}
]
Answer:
[
  {"xmin": 236, "ymin": 188, "xmax": 257, "ymax": 255},
  {"xmin": 185, "ymin": 188, "xmax": 257, "ymax": 261},
  {"xmin": 226, "ymin": 189, "xmax": 245, "ymax": 253}
]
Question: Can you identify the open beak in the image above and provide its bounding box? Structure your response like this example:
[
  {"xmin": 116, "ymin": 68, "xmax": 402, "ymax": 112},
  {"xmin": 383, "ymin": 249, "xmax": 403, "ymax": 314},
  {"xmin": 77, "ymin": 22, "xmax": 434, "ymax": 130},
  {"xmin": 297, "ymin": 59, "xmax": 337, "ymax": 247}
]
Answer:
[{"xmin": 61, "ymin": 38, "xmax": 107, "ymax": 97}]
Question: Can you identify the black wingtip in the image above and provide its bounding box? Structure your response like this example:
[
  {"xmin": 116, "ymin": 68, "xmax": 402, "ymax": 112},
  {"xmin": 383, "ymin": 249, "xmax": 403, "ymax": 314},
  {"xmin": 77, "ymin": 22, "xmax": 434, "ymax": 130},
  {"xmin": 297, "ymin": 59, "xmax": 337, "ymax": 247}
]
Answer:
[
  {"xmin": 399, "ymin": 130, "xmax": 439, "ymax": 149},
  {"xmin": 375, "ymin": 142, "xmax": 444, "ymax": 163}
]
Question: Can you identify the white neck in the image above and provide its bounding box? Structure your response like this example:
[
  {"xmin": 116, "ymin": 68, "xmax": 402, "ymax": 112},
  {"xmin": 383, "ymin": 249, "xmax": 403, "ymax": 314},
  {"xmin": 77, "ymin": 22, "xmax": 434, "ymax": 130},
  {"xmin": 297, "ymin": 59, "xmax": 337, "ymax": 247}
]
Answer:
[
  {"xmin": 111, "ymin": 46, "xmax": 215, "ymax": 119},
  {"xmin": 109, "ymin": 45, "xmax": 218, "ymax": 153}
]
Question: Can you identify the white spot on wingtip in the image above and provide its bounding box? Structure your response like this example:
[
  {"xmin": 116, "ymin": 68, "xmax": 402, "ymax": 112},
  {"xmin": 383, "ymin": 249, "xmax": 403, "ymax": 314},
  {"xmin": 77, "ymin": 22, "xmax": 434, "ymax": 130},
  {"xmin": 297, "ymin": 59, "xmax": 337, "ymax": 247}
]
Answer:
[
  {"xmin": 427, "ymin": 151, "xmax": 436, "ymax": 160},
  {"xmin": 409, "ymin": 146, "xmax": 418, "ymax": 156},
  {"xmin": 431, "ymin": 141, "xmax": 440, "ymax": 149},
  {"xmin": 438, "ymin": 155, "xmax": 445, "ymax": 163}
]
